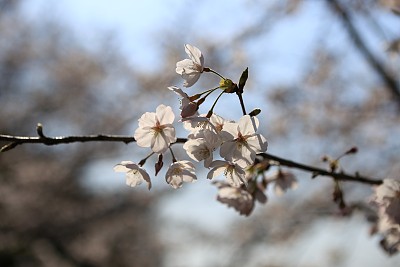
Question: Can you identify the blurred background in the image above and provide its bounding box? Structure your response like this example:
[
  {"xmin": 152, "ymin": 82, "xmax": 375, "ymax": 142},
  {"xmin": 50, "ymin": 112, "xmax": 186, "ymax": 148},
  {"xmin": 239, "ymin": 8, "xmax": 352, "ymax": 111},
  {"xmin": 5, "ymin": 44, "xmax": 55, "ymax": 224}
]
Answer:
[{"xmin": 1, "ymin": 0, "xmax": 400, "ymax": 266}]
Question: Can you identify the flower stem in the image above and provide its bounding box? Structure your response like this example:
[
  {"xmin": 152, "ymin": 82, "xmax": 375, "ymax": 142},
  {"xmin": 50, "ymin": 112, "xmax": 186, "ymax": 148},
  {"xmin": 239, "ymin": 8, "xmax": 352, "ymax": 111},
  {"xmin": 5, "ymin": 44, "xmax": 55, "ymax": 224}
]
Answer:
[
  {"xmin": 203, "ymin": 67, "xmax": 225, "ymax": 80},
  {"xmin": 237, "ymin": 92, "xmax": 247, "ymax": 115},
  {"xmin": 169, "ymin": 147, "xmax": 177, "ymax": 162},
  {"xmin": 207, "ymin": 91, "xmax": 225, "ymax": 118},
  {"xmin": 138, "ymin": 151, "xmax": 155, "ymax": 166}
]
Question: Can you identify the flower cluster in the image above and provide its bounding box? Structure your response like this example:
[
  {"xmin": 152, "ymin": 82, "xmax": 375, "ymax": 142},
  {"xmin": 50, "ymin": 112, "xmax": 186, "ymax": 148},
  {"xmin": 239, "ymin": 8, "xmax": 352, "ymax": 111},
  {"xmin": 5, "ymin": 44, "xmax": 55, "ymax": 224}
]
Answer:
[
  {"xmin": 114, "ymin": 44, "xmax": 297, "ymax": 215},
  {"xmin": 370, "ymin": 178, "xmax": 400, "ymax": 255}
]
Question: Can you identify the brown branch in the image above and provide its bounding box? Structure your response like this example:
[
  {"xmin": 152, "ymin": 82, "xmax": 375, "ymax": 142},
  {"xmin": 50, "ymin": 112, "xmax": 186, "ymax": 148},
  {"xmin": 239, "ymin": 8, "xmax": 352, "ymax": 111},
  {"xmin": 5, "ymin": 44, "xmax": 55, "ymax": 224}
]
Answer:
[
  {"xmin": 259, "ymin": 153, "xmax": 382, "ymax": 186},
  {"xmin": 0, "ymin": 124, "xmax": 383, "ymax": 186},
  {"xmin": 327, "ymin": 0, "xmax": 400, "ymax": 106}
]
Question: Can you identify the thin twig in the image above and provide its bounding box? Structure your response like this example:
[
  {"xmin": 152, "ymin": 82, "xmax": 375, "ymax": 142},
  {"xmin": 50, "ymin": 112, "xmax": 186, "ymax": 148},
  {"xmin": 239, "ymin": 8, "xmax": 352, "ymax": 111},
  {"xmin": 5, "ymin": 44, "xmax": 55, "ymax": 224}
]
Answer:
[
  {"xmin": 259, "ymin": 153, "xmax": 382, "ymax": 185},
  {"xmin": 327, "ymin": 0, "xmax": 400, "ymax": 106}
]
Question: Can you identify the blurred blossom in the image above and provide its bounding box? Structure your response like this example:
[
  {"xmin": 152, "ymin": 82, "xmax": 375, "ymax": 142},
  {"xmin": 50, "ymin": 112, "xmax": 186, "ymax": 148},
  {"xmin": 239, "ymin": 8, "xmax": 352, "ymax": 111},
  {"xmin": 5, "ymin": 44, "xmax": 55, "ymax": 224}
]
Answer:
[
  {"xmin": 270, "ymin": 170, "xmax": 298, "ymax": 196},
  {"xmin": 214, "ymin": 181, "xmax": 255, "ymax": 216}
]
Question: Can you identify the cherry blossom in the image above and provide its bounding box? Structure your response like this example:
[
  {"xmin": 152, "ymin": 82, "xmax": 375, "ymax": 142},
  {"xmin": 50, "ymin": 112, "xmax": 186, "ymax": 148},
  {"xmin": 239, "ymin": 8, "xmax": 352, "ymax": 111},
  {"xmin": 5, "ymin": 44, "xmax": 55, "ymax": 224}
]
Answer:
[
  {"xmin": 176, "ymin": 44, "xmax": 204, "ymax": 87},
  {"xmin": 373, "ymin": 179, "xmax": 400, "ymax": 225},
  {"xmin": 113, "ymin": 161, "xmax": 152, "ymax": 190},
  {"xmin": 165, "ymin": 160, "xmax": 197, "ymax": 189},
  {"xmin": 207, "ymin": 160, "xmax": 247, "ymax": 187},
  {"xmin": 270, "ymin": 170, "xmax": 298, "ymax": 196},
  {"xmin": 183, "ymin": 138, "xmax": 215, "ymax": 167},
  {"xmin": 134, "ymin": 104, "xmax": 176, "ymax": 154},
  {"xmin": 370, "ymin": 179, "xmax": 400, "ymax": 254},
  {"xmin": 220, "ymin": 115, "xmax": 268, "ymax": 168},
  {"xmin": 213, "ymin": 181, "xmax": 254, "ymax": 216}
]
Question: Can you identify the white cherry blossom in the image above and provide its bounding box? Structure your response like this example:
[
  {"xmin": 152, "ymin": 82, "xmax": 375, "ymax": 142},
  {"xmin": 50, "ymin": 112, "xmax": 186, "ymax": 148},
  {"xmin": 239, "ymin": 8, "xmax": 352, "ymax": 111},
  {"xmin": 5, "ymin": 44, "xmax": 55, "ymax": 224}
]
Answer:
[
  {"xmin": 134, "ymin": 104, "xmax": 176, "ymax": 154},
  {"xmin": 113, "ymin": 161, "xmax": 152, "ymax": 190},
  {"xmin": 183, "ymin": 138, "xmax": 215, "ymax": 167},
  {"xmin": 220, "ymin": 115, "xmax": 268, "ymax": 168},
  {"xmin": 165, "ymin": 160, "xmax": 197, "ymax": 189},
  {"xmin": 207, "ymin": 160, "xmax": 247, "ymax": 187},
  {"xmin": 176, "ymin": 44, "xmax": 204, "ymax": 87}
]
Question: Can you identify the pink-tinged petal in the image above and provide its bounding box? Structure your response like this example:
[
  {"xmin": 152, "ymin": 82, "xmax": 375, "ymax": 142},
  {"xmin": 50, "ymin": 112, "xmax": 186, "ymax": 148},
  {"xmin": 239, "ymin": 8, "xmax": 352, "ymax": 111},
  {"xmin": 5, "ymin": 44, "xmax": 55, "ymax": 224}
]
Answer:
[
  {"xmin": 156, "ymin": 104, "xmax": 175, "ymax": 125},
  {"xmin": 138, "ymin": 112, "xmax": 157, "ymax": 128},
  {"xmin": 220, "ymin": 141, "xmax": 237, "ymax": 161},
  {"xmin": 126, "ymin": 172, "xmax": 143, "ymax": 187},
  {"xmin": 217, "ymin": 186, "xmax": 254, "ymax": 216},
  {"xmin": 134, "ymin": 128, "xmax": 154, "ymax": 148},
  {"xmin": 162, "ymin": 126, "xmax": 177, "ymax": 143},
  {"xmin": 113, "ymin": 161, "xmax": 136, "ymax": 172},
  {"xmin": 184, "ymin": 44, "xmax": 204, "ymax": 67},
  {"xmin": 168, "ymin": 86, "xmax": 188, "ymax": 98},
  {"xmin": 151, "ymin": 133, "xmax": 169, "ymax": 154},
  {"xmin": 176, "ymin": 59, "xmax": 195, "ymax": 74},
  {"xmin": 138, "ymin": 168, "xmax": 152, "ymax": 190},
  {"xmin": 246, "ymin": 134, "xmax": 268, "ymax": 153},
  {"xmin": 182, "ymin": 73, "xmax": 201, "ymax": 87},
  {"xmin": 207, "ymin": 161, "xmax": 228, "ymax": 179},
  {"xmin": 238, "ymin": 115, "xmax": 259, "ymax": 136},
  {"xmin": 181, "ymin": 102, "xmax": 198, "ymax": 118},
  {"xmin": 220, "ymin": 122, "xmax": 238, "ymax": 140}
]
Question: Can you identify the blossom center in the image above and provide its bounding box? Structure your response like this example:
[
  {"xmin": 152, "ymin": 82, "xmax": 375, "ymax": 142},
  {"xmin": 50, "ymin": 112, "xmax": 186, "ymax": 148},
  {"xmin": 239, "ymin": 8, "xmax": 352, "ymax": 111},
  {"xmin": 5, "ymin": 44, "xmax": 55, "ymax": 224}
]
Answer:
[
  {"xmin": 151, "ymin": 120, "xmax": 164, "ymax": 135},
  {"xmin": 171, "ymin": 167, "xmax": 183, "ymax": 175}
]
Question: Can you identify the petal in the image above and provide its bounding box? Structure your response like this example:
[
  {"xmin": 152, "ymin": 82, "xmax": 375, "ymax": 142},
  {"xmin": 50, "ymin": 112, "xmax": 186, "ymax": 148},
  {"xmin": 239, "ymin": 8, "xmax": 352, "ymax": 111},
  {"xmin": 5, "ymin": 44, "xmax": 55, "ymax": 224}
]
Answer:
[
  {"xmin": 156, "ymin": 104, "xmax": 175, "ymax": 125},
  {"xmin": 246, "ymin": 134, "xmax": 268, "ymax": 152},
  {"xmin": 238, "ymin": 115, "xmax": 259, "ymax": 136},
  {"xmin": 176, "ymin": 59, "xmax": 196, "ymax": 74},
  {"xmin": 162, "ymin": 126, "xmax": 177, "ymax": 143},
  {"xmin": 184, "ymin": 44, "xmax": 204, "ymax": 67},
  {"xmin": 220, "ymin": 122, "xmax": 238, "ymax": 140},
  {"xmin": 207, "ymin": 161, "xmax": 228, "ymax": 179},
  {"xmin": 220, "ymin": 141, "xmax": 237, "ymax": 161},
  {"xmin": 168, "ymin": 86, "xmax": 188, "ymax": 98},
  {"xmin": 138, "ymin": 168, "xmax": 152, "ymax": 190},
  {"xmin": 113, "ymin": 161, "xmax": 135, "ymax": 172},
  {"xmin": 126, "ymin": 172, "xmax": 143, "ymax": 187},
  {"xmin": 151, "ymin": 132, "xmax": 169, "ymax": 153},
  {"xmin": 182, "ymin": 73, "xmax": 201, "ymax": 87},
  {"xmin": 138, "ymin": 112, "xmax": 157, "ymax": 128},
  {"xmin": 134, "ymin": 128, "xmax": 153, "ymax": 148}
]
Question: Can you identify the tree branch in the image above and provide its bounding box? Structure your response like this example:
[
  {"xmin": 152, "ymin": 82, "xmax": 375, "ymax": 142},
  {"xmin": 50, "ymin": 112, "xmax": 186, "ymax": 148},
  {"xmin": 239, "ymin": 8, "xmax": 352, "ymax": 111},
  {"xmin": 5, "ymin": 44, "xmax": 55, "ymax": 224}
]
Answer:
[
  {"xmin": 0, "ymin": 124, "xmax": 382, "ymax": 186},
  {"xmin": 327, "ymin": 0, "xmax": 400, "ymax": 106}
]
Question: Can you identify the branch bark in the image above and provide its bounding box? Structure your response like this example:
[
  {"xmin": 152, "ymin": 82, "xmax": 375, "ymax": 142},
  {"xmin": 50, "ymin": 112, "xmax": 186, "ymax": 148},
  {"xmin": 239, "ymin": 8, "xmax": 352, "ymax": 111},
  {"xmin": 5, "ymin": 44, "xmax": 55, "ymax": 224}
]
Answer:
[
  {"xmin": 327, "ymin": 0, "xmax": 400, "ymax": 106},
  {"xmin": 0, "ymin": 125, "xmax": 382, "ymax": 186}
]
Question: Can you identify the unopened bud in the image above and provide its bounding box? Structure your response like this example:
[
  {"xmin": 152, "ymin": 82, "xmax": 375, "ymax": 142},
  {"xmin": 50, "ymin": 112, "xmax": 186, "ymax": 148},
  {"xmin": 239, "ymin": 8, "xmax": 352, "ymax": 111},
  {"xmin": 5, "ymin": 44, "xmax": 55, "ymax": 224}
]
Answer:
[
  {"xmin": 249, "ymin": 108, "xmax": 261, "ymax": 117},
  {"xmin": 155, "ymin": 154, "xmax": 164, "ymax": 176},
  {"xmin": 345, "ymin": 146, "xmax": 358, "ymax": 155}
]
